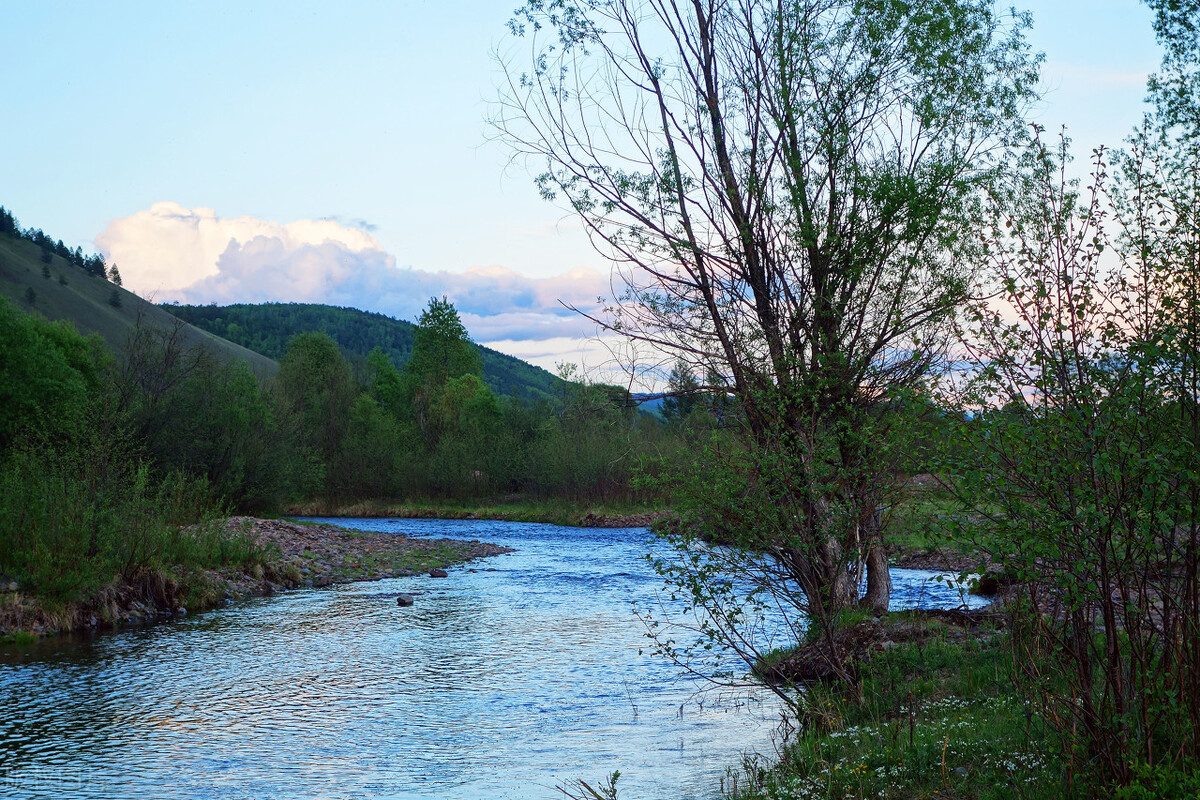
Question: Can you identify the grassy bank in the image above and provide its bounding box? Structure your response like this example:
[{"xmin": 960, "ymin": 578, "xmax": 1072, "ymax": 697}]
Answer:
[
  {"xmin": 0, "ymin": 515, "xmax": 278, "ymax": 640},
  {"xmin": 728, "ymin": 611, "xmax": 1064, "ymax": 800},
  {"xmin": 1, "ymin": 517, "xmax": 511, "ymax": 641},
  {"xmin": 719, "ymin": 607, "xmax": 1200, "ymax": 799},
  {"xmin": 281, "ymin": 496, "xmax": 672, "ymax": 528}
]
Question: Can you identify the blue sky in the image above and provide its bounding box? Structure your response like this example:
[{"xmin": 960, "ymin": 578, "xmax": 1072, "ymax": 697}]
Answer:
[{"xmin": 0, "ymin": 0, "xmax": 1165, "ymax": 371}]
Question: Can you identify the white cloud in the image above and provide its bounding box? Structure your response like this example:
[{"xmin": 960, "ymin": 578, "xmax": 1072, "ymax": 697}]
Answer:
[
  {"xmin": 96, "ymin": 201, "xmax": 381, "ymax": 296},
  {"xmin": 95, "ymin": 202, "xmax": 611, "ymax": 348}
]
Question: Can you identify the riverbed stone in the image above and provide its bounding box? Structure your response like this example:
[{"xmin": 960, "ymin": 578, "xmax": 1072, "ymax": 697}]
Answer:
[
  {"xmin": 396, "ymin": 594, "xmax": 415, "ymax": 607},
  {"xmin": 428, "ymin": 568, "xmax": 448, "ymax": 578}
]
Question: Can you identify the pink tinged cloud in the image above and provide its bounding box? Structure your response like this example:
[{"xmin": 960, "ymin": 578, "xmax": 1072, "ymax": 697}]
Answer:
[{"xmin": 94, "ymin": 202, "xmax": 609, "ymax": 343}]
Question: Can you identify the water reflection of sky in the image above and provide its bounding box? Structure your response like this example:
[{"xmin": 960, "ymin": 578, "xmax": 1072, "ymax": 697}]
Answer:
[{"xmin": 0, "ymin": 519, "xmax": 983, "ymax": 800}]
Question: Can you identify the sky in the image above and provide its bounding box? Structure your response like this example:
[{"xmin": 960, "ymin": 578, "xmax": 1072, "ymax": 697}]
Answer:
[{"xmin": 0, "ymin": 0, "xmax": 1165, "ymax": 376}]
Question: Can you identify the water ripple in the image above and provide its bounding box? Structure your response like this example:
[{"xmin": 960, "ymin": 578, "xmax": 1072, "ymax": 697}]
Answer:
[{"xmin": 0, "ymin": 520, "xmax": 983, "ymax": 800}]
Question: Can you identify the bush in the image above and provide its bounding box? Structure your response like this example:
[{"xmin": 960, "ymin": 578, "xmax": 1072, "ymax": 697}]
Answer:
[{"xmin": 0, "ymin": 435, "xmax": 266, "ymax": 603}]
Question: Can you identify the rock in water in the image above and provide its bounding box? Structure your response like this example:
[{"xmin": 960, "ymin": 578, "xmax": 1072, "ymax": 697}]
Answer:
[
  {"xmin": 396, "ymin": 594, "xmax": 415, "ymax": 607},
  {"xmin": 428, "ymin": 568, "xmax": 448, "ymax": 578}
]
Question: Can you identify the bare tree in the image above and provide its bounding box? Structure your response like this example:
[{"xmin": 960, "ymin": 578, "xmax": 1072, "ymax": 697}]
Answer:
[{"xmin": 496, "ymin": 0, "xmax": 1038, "ymax": 681}]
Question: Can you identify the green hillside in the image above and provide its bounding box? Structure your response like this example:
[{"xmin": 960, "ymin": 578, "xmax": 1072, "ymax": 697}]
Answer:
[
  {"xmin": 166, "ymin": 302, "xmax": 565, "ymax": 403},
  {"xmin": 0, "ymin": 230, "xmax": 277, "ymax": 378}
]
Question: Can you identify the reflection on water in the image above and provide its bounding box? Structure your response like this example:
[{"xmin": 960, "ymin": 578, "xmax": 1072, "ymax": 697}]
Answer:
[{"xmin": 0, "ymin": 519, "xmax": 985, "ymax": 799}]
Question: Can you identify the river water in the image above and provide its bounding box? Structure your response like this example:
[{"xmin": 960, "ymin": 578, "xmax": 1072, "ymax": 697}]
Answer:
[{"xmin": 0, "ymin": 519, "xmax": 986, "ymax": 800}]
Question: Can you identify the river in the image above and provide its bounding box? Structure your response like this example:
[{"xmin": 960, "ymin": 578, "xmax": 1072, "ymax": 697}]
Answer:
[{"xmin": 0, "ymin": 518, "xmax": 987, "ymax": 799}]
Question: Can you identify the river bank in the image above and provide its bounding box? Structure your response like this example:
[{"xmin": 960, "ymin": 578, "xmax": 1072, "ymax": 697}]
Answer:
[
  {"xmin": 0, "ymin": 517, "xmax": 511, "ymax": 641},
  {"xmin": 282, "ymin": 495, "xmax": 990, "ymax": 571},
  {"xmin": 727, "ymin": 607, "xmax": 1065, "ymax": 800},
  {"xmin": 281, "ymin": 497, "xmax": 674, "ymax": 529}
]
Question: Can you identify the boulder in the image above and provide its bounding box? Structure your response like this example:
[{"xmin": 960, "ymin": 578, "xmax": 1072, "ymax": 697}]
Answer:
[
  {"xmin": 396, "ymin": 594, "xmax": 415, "ymax": 607},
  {"xmin": 428, "ymin": 568, "xmax": 448, "ymax": 578}
]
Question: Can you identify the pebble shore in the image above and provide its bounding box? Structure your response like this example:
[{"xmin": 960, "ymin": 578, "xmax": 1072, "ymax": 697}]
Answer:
[{"xmin": 0, "ymin": 517, "xmax": 512, "ymax": 639}]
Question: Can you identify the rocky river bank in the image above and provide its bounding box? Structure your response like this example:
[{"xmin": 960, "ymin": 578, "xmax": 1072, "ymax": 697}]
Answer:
[{"xmin": 0, "ymin": 517, "xmax": 512, "ymax": 640}]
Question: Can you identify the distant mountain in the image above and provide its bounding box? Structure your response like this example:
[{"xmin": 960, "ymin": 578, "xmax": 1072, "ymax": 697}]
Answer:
[
  {"xmin": 166, "ymin": 302, "xmax": 565, "ymax": 403},
  {"xmin": 0, "ymin": 227, "xmax": 277, "ymax": 377}
]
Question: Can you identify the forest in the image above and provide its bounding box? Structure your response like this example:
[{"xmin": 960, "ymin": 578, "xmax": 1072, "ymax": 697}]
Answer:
[
  {"xmin": 164, "ymin": 301, "xmax": 567, "ymax": 402},
  {"xmin": 0, "ymin": 254, "xmax": 712, "ymax": 612}
]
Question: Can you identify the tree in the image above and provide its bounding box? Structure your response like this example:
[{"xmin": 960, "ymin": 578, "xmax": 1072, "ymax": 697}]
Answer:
[
  {"xmin": 406, "ymin": 296, "xmax": 481, "ymax": 387},
  {"xmin": 498, "ymin": 0, "xmax": 1039, "ymax": 688},
  {"xmin": 130, "ymin": 348, "xmax": 282, "ymax": 512},
  {"xmin": 660, "ymin": 360, "xmax": 700, "ymax": 423},
  {"xmin": 1142, "ymin": 0, "xmax": 1200, "ymax": 135},
  {"xmin": 0, "ymin": 207, "xmax": 17, "ymax": 237},
  {"xmin": 405, "ymin": 297, "xmax": 486, "ymax": 449},
  {"xmin": 0, "ymin": 298, "xmax": 104, "ymax": 449},
  {"xmin": 274, "ymin": 332, "xmax": 356, "ymax": 498},
  {"xmin": 944, "ymin": 126, "xmax": 1200, "ymax": 792}
]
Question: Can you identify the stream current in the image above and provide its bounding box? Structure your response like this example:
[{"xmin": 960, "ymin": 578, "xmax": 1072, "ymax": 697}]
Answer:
[{"xmin": 0, "ymin": 518, "xmax": 986, "ymax": 799}]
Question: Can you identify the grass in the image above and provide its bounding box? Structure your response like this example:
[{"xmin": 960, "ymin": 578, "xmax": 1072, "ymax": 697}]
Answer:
[
  {"xmin": 0, "ymin": 455, "xmax": 280, "ymax": 637},
  {"xmin": 280, "ymin": 495, "xmax": 668, "ymax": 527},
  {"xmin": 731, "ymin": 615, "xmax": 1065, "ymax": 800},
  {"xmin": 885, "ymin": 487, "xmax": 972, "ymax": 553}
]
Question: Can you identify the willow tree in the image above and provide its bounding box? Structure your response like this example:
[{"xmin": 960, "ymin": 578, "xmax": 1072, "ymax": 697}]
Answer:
[{"xmin": 497, "ymin": 0, "xmax": 1037, "ymax": 676}]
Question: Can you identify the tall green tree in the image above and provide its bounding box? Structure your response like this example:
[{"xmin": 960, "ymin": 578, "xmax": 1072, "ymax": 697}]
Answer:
[
  {"xmin": 941, "ymin": 6, "xmax": 1200, "ymax": 785},
  {"xmin": 405, "ymin": 297, "xmax": 487, "ymax": 450},
  {"xmin": 660, "ymin": 360, "xmax": 700, "ymax": 424},
  {"xmin": 275, "ymin": 332, "xmax": 356, "ymax": 498},
  {"xmin": 406, "ymin": 296, "xmax": 481, "ymax": 387}
]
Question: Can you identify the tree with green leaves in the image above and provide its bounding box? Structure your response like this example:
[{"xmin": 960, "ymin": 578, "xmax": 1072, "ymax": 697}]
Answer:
[
  {"xmin": 406, "ymin": 296, "xmax": 481, "ymax": 387},
  {"xmin": 274, "ymin": 332, "xmax": 356, "ymax": 498},
  {"xmin": 498, "ymin": 0, "xmax": 1040, "ymax": 691},
  {"xmin": 405, "ymin": 297, "xmax": 486, "ymax": 449},
  {"xmin": 0, "ymin": 297, "xmax": 105, "ymax": 449}
]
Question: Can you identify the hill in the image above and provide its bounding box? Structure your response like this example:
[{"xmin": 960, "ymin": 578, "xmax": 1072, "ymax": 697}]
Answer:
[
  {"xmin": 0, "ymin": 228, "xmax": 277, "ymax": 377},
  {"xmin": 165, "ymin": 302, "xmax": 565, "ymax": 403}
]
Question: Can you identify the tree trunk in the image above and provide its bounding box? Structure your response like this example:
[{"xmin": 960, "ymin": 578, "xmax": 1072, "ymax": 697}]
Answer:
[
  {"xmin": 830, "ymin": 568, "xmax": 859, "ymax": 611},
  {"xmin": 860, "ymin": 543, "xmax": 891, "ymax": 614}
]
